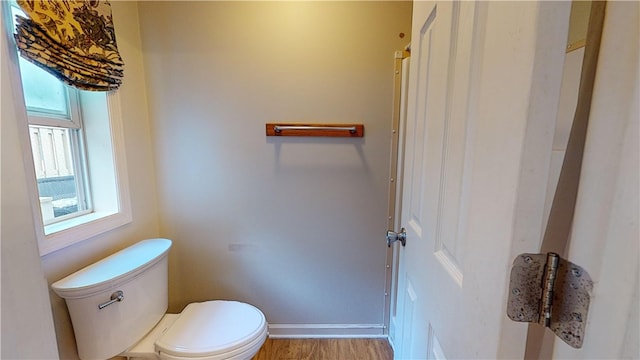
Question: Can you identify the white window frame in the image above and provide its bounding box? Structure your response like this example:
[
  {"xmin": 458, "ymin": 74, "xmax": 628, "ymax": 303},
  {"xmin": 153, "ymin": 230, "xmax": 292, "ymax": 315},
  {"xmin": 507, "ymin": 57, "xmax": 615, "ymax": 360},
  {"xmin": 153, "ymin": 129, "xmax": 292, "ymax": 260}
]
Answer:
[
  {"xmin": 28, "ymin": 87, "xmax": 94, "ymax": 226},
  {"xmin": 3, "ymin": 1, "xmax": 132, "ymax": 256},
  {"xmin": 37, "ymin": 91, "xmax": 132, "ymax": 256}
]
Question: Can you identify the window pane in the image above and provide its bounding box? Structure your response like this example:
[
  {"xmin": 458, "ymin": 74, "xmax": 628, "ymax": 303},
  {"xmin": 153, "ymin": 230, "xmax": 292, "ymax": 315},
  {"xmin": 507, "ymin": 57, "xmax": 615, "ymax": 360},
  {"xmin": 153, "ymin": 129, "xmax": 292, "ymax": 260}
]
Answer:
[
  {"xmin": 30, "ymin": 126, "xmax": 87, "ymax": 223},
  {"xmin": 11, "ymin": 3, "xmax": 70, "ymax": 118},
  {"xmin": 19, "ymin": 58, "xmax": 70, "ymax": 118}
]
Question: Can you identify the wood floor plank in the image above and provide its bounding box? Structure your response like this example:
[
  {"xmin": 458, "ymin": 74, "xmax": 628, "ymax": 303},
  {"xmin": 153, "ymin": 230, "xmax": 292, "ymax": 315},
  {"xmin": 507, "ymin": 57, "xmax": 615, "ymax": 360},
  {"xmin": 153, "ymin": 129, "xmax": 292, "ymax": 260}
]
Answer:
[
  {"xmin": 318, "ymin": 338, "xmax": 338, "ymax": 360},
  {"xmin": 252, "ymin": 338, "xmax": 393, "ymax": 360},
  {"xmin": 297, "ymin": 338, "xmax": 320, "ymax": 360},
  {"xmin": 336, "ymin": 339, "xmax": 357, "ymax": 359},
  {"xmin": 271, "ymin": 339, "xmax": 300, "ymax": 359}
]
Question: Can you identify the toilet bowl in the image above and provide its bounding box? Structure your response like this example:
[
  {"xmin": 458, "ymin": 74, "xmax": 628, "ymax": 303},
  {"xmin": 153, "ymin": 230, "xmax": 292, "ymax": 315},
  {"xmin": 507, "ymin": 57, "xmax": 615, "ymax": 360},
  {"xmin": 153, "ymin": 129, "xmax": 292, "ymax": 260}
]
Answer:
[{"xmin": 51, "ymin": 239, "xmax": 267, "ymax": 360}]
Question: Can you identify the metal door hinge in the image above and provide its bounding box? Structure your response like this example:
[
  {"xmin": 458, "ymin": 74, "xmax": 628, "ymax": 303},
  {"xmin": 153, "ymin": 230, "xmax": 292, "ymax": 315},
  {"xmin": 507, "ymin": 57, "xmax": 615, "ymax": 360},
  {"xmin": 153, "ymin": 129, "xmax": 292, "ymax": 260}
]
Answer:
[{"xmin": 507, "ymin": 252, "xmax": 593, "ymax": 348}]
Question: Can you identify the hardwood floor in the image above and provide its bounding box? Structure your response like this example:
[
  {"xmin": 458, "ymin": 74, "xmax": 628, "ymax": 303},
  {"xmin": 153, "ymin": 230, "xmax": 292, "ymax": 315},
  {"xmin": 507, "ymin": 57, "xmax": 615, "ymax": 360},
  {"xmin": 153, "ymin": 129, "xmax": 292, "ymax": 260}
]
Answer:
[{"xmin": 252, "ymin": 338, "xmax": 394, "ymax": 360}]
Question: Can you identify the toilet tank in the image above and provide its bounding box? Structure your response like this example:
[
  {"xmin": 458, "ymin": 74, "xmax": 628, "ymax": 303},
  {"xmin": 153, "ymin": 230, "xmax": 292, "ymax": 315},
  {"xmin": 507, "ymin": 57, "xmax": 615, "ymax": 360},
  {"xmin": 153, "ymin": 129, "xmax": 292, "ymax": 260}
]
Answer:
[{"xmin": 51, "ymin": 239, "xmax": 172, "ymax": 360}]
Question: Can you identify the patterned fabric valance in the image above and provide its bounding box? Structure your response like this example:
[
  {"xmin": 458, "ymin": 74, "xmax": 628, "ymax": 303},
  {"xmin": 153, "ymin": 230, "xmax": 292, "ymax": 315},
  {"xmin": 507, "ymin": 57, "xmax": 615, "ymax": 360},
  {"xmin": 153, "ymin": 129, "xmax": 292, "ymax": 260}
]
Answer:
[{"xmin": 14, "ymin": 0, "xmax": 124, "ymax": 91}]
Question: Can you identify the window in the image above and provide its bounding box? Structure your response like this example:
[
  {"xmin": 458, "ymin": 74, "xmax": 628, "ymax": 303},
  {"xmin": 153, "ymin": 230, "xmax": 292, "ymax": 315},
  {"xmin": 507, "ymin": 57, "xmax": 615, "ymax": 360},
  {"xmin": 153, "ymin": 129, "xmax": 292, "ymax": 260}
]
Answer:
[
  {"xmin": 10, "ymin": 3, "xmax": 91, "ymax": 225},
  {"xmin": 7, "ymin": 1, "xmax": 131, "ymax": 255}
]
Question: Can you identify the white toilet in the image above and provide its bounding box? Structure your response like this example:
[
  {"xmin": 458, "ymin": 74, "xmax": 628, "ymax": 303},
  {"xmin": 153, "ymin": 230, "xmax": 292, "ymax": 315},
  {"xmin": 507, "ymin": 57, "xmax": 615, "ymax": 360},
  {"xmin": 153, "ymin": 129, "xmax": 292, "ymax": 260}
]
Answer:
[{"xmin": 51, "ymin": 238, "xmax": 268, "ymax": 360}]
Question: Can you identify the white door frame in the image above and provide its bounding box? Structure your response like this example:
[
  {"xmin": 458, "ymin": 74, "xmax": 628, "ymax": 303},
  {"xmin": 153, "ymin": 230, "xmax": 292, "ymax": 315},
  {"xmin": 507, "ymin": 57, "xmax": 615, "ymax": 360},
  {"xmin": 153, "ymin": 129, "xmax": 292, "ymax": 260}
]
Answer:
[
  {"xmin": 386, "ymin": 51, "xmax": 410, "ymax": 346},
  {"xmin": 552, "ymin": 2, "xmax": 639, "ymax": 357}
]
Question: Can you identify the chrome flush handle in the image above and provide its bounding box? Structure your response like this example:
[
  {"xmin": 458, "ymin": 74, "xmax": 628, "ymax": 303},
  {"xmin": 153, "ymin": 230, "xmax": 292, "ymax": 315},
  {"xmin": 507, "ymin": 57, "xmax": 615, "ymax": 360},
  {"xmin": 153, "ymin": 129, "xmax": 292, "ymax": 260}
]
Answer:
[{"xmin": 98, "ymin": 290, "xmax": 124, "ymax": 310}]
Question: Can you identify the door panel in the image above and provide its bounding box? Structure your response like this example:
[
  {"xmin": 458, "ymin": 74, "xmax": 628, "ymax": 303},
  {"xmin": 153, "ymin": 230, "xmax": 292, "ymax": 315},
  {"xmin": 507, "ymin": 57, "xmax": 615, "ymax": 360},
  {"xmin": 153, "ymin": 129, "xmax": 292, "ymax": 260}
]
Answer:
[
  {"xmin": 397, "ymin": 2, "xmax": 476, "ymax": 358},
  {"xmin": 400, "ymin": 277, "xmax": 418, "ymax": 357},
  {"xmin": 394, "ymin": 1, "xmax": 571, "ymax": 358}
]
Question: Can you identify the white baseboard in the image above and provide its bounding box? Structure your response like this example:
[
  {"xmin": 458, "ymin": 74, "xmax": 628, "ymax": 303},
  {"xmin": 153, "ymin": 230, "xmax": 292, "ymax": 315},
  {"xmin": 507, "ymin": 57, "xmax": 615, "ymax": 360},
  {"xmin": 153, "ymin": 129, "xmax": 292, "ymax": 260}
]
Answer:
[{"xmin": 267, "ymin": 324, "xmax": 387, "ymax": 338}]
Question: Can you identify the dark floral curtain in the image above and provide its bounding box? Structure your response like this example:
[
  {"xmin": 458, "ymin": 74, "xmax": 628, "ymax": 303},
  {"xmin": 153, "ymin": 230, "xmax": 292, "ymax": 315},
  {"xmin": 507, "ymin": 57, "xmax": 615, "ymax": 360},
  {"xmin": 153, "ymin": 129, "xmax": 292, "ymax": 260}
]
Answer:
[{"xmin": 14, "ymin": 0, "xmax": 124, "ymax": 91}]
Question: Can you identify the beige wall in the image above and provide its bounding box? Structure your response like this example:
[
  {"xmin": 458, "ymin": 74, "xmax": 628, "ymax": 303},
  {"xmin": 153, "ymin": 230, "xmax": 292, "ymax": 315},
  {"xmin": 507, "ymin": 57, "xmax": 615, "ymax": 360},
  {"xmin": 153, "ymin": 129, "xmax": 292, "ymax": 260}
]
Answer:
[
  {"xmin": 2, "ymin": 1, "xmax": 410, "ymax": 358},
  {"xmin": 1, "ymin": 3, "xmax": 58, "ymax": 357},
  {"xmin": 138, "ymin": 1, "xmax": 412, "ymax": 330},
  {"xmin": 2, "ymin": 2, "xmax": 161, "ymax": 358}
]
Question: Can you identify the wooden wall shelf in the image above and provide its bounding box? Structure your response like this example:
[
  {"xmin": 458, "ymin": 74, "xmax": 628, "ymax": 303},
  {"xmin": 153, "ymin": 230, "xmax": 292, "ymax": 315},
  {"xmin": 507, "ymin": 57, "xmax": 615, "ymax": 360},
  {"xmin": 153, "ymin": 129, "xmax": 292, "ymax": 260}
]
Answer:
[{"xmin": 266, "ymin": 123, "xmax": 364, "ymax": 137}]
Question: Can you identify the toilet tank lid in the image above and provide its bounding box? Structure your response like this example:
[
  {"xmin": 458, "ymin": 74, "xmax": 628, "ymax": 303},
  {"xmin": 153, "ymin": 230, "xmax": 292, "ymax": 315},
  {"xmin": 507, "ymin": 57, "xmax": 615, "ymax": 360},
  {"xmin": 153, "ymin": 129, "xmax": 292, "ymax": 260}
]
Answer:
[{"xmin": 51, "ymin": 239, "xmax": 172, "ymax": 298}]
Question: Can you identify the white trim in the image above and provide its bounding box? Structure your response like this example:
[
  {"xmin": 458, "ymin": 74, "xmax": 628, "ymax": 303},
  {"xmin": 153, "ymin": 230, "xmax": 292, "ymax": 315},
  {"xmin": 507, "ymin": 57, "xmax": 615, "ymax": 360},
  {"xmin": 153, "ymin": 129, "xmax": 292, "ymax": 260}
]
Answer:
[
  {"xmin": 388, "ymin": 334, "xmax": 399, "ymax": 354},
  {"xmin": 37, "ymin": 91, "xmax": 132, "ymax": 256},
  {"xmin": 267, "ymin": 324, "xmax": 386, "ymax": 338},
  {"xmin": 39, "ymin": 212, "xmax": 130, "ymax": 255},
  {"xmin": 106, "ymin": 91, "xmax": 132, "ymax": 224},
  {"xmin": 3, "ymin": 0, "xmax": 47, "ymax": 250}
]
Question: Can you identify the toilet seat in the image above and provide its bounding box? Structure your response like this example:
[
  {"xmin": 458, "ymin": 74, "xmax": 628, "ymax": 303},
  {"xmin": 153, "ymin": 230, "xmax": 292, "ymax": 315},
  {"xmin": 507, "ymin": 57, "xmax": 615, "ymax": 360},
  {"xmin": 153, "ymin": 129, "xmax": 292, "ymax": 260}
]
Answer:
[
  {"xmin": 156, "ymin": 301, "xmax": 267, "ymax": 360},
  {"xmin": 123, "ymin": 301, "xmax": 267, "ymax": 360}
]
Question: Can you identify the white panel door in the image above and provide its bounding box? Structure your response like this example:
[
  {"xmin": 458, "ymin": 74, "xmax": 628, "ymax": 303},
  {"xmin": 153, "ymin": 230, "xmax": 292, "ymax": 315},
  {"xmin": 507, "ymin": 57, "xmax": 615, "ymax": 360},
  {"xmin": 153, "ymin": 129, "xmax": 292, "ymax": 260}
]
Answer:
[
  {"xmin": 393, "ymin": 1, "xmax": 571, "ymax": 358},
  {"xmin": 395, "ymin": 2, "xmax": 474, "ymax": 357}
]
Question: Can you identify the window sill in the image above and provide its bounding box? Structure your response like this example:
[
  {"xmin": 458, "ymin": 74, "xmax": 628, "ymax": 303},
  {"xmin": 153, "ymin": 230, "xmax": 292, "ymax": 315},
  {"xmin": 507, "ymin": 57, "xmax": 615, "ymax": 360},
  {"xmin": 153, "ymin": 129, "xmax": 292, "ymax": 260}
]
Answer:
[{"xmin": 39, "ymin": 210, "xmax": 132, "ymax": 256}]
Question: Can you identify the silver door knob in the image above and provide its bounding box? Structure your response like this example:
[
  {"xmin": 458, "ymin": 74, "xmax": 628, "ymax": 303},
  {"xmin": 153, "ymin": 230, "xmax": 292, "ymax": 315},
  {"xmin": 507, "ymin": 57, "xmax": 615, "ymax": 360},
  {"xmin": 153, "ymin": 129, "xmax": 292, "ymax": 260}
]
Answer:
[{"xmin": 386, "ymin": 228, "xmax": 407, "ymax": 247}]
